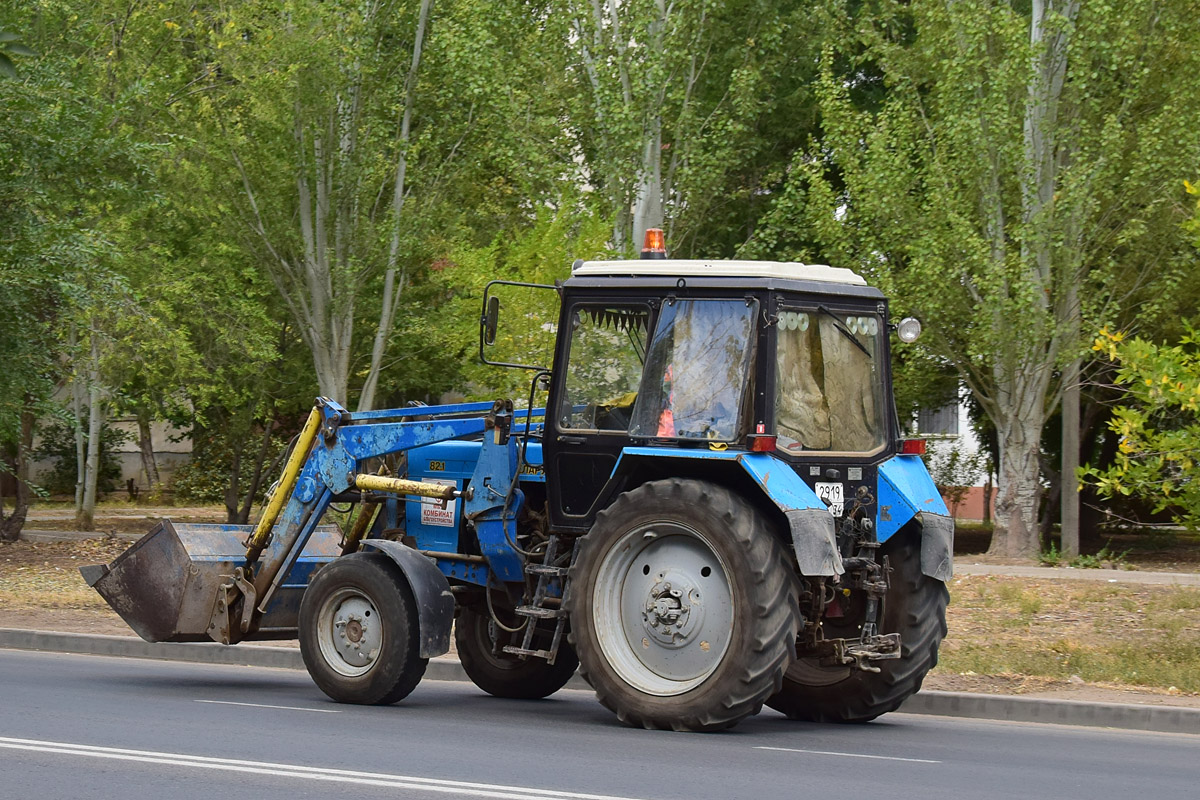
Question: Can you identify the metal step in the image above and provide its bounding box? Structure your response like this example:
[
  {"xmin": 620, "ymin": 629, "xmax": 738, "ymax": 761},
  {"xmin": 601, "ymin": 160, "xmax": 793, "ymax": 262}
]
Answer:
[
  {"xmin": 514, "ymin": 605, "xmax": 567, "ymax": 619},
  {"xmin": 501, "ymin": 645, "xmax": 553, "ymax": 659},
  {"xmin": 524, "ymin": 564, "xmax": 569, "ymax": 576}
]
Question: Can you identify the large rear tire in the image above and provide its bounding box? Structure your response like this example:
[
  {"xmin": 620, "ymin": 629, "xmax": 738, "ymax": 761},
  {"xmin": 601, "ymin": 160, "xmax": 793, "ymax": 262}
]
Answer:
[
  {"xmin": 765, "ymin": 529, "xmax": 948, "ymax": 722},
  {"xmin": 299, "ymin": 551, "xmax": 428, "ymax": 705},
  {"xmin": 568, "ymin": 479, "xmax": 799, "ymax": 732},
  {"xmin": 456, "ymin": 606, "xmax": 579, "ymax": 699}
]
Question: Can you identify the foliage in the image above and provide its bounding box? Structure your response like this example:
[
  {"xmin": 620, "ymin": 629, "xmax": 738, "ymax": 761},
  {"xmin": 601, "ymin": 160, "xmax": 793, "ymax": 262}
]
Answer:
[
  {"xmin": 1083, "ymin": 326, "xmax": 1200, "ymax": 530},
  {"xmin": 748, "ymin": 0, "xmax": 1200, "ymax": 556},
  {"xmin": 924, "ymin": 437, "xmax": 990, "ymax": 515},
  {"xmin": 1039, "ymin": 540, "xmax": 1129, "ymax": 569},
  {"xmin": 172, "ymin": 423, "xmax": 288, "ymax": 507},
  {"xmin": 4, "ymin": 0, "xmax": 1200, "ymax": 543},
  {"xmin": 33, "ymin": 417, "xmax": 129, "ymax": 497},
  {"xmin": 386, "ymin": 205, "xmax": 614, "ymax": 404}
]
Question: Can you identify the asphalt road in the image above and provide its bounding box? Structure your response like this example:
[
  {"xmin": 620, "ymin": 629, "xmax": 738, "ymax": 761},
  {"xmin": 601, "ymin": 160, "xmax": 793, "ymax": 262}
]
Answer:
[{"xmin": 1, "ymin": 649, "xmax": 1196, "ymax": 800}]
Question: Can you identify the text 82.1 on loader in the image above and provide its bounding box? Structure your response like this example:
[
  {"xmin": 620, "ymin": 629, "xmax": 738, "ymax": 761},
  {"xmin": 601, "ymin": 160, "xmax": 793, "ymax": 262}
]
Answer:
[{"xmin": 83, "ymin": 231, "xmax": 952, "ymax": 732}]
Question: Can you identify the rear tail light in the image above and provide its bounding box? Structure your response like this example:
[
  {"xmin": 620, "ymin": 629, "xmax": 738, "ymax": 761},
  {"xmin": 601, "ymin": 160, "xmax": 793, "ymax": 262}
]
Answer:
[
  {"xmin": 747, "ymin": 435, "xmax": 776, "ymax": 452},
  {"xmin": 900, "ymin": 438, "xmax": 926, "ymax": 455}
]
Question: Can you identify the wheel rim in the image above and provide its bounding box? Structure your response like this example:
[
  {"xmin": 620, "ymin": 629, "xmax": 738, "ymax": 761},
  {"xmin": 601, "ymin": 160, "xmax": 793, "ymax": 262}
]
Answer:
[
  {"xmin": 471, "ymin": 612, "xmax": 520, "ymax": 671},
  {"xmin": 316, "ymin": 587, "xmax": 384, "ymax": 677},
  {"xmin": 592, "ymin": 521, "xmax": 734, "ymax": 696}
]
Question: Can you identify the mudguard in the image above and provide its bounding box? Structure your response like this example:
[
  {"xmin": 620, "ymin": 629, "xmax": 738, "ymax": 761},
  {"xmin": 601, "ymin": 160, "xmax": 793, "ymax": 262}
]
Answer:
[
  {"xmin": 736, "ymin": 453, "xmax": 844, "ymax": 577},
  {"xmin": 613, "ymin": 448, "xmax": 843, "ymax": 577},
  {"xmin": 360, "ymin": 540, "xmax": 455, "ymax": 657},
  {"xmin": 877, "ymin": 455, "xmax": 954, "ymax": 581}
]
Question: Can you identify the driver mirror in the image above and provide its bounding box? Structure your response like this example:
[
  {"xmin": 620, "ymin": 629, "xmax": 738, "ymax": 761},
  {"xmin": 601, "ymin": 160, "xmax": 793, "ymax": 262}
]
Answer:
[{"xmin": 484, "ymin": 295, "xmax": 500, "ymax": 346}]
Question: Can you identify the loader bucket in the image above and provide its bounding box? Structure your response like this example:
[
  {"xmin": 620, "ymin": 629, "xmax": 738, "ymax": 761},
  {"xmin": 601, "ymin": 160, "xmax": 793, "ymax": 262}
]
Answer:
[{"xmin": 80, "ymin": 520, "xmax": 340, "ymax": 644}]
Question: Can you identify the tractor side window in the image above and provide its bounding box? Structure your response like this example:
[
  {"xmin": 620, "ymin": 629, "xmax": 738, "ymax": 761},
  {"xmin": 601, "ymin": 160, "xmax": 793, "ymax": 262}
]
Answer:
[
  {"xmin": 558, "ymin": 305, "xmax": 650, "ymax": 431},
  {"xmin": 629, "ymin": 299, "xmax": 757, "ymax": 441},
  {"xmin": 775, "ymin": 308, "xmax": 886, "ymax": 453}
]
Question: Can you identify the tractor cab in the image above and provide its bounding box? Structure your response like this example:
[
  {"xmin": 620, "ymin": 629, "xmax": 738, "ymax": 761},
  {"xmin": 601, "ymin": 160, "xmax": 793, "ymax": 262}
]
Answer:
[{"xmin": 541, "ymin": 257, "xmax": 903, "ymax": 530}]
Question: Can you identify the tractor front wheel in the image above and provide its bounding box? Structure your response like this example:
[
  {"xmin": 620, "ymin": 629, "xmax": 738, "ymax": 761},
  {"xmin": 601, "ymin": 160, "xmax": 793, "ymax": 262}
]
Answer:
[
  {"xmin": 299, "ymin": 552, "xmax": 427, "ymax": 705},
  {"xmin": 568, "ymin": 479, "xmax": 799, "ymax": 732},
  {"xmin": 456, "ymin": 606, "xmax": 579, "ymax": 699}
]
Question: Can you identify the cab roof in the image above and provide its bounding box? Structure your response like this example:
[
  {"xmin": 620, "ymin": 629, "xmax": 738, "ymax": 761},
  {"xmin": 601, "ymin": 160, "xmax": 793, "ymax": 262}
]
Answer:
[{"xmin": 572, "ymin": 259, "xmax": 868, "ymax": 286}]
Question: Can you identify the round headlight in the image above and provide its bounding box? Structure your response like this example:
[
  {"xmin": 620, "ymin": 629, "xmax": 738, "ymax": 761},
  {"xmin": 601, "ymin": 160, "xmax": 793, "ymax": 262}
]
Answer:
[{"xmin": 896, "ymin": 317, "xmax": 922, "ymax": 343}]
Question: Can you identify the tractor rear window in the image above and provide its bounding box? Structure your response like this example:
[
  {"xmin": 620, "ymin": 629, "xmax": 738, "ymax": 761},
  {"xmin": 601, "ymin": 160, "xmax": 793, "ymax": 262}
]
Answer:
[
  {"xmin": 629, "ymin": 298, "xmax": 757, "ymax": 441},
  {"xmin": 558, "ymin": 305, "xmax": 650, "ymax": 431},
  {"xmin": 774, "ymin": 308, "xmax": 886, "ymax": 453}
]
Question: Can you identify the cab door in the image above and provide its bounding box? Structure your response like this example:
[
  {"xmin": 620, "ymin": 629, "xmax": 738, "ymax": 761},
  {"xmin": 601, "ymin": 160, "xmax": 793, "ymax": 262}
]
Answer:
[{"xmin": 544, "ymin": 302, "xmax": 651, "ymax": 529}]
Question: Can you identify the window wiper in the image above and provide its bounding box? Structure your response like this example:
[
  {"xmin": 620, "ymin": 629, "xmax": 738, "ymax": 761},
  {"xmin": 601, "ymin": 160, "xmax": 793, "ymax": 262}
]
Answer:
[{"xmin": 817, "ymin": 305, "xmax": 872, "ymax": 357}]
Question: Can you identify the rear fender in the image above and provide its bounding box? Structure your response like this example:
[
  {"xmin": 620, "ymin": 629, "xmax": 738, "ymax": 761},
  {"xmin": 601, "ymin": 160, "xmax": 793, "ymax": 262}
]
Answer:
[
  {"xmin": 611, "ymin": 448, "xmax": 842, "ymax": 577},
  {"xmin": 877, "ymin": 455, "xmax": 953, "ymax": 581},
  {"xmin": 359, "ymin": 540, "xmax": 455, "ymax": 657}
]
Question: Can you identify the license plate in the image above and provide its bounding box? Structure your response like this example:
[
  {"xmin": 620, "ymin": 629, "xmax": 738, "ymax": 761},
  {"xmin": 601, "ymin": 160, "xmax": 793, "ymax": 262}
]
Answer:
[{"xmin": 814, "ymin": 482, "xmax": 844, "ymax": 517}]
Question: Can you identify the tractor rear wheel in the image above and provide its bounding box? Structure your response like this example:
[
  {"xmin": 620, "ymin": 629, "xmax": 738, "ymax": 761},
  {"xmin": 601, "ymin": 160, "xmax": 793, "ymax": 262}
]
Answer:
[
  {"xmin": 299, "ymin": 552, "xmax": 427, "ymax": 705},
  {"xmin": 568, "ymin": 479, "xmax": 799, "ymax": 732},
  {"xmin": 456, "ymin": 606, "xmax": 579, "ymax": 699},
  {"xmin": 765, "ymin": 529, "xmax": 948, "ymax": 722}
]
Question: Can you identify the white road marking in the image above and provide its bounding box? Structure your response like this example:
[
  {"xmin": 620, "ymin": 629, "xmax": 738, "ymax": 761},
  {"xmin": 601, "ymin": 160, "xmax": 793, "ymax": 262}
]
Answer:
[
  {"xmin": 0, "ymin": 737, "xmax": 649, "ymax": 800},
  {"xmin": 194, "ymin": 699, "xmax": 341, "ymax": 713},
  {"xmin": 754, "ymin": 745, "xmax": 941, "ymax": 764}
]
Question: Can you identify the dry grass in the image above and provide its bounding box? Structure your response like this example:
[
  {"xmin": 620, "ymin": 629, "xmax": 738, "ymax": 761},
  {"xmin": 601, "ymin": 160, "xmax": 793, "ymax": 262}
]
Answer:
[
  {"xmin": 938, "ymin": 575, "xmax": 1200, "ymax": 693},
  {"xmin": 0, "ymin": 539, "xmax": 131, "ymax": 611}
]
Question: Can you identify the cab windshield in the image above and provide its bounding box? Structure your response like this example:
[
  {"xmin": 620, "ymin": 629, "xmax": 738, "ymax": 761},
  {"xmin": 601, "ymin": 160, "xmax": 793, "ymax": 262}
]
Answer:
[
  {"xmin": 629, "ymin": 298, "xmax": 757, "ymax": 441},
  {"xmin": 775, "ymin": 307, "xmax": 886, "ymax": 452}
]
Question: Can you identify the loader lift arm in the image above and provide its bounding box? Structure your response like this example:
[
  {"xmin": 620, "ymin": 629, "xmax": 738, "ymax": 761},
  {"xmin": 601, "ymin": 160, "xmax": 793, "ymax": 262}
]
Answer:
[{"xmin": 86, "ymin": 396, "xmax": 534, "ymax": 648}]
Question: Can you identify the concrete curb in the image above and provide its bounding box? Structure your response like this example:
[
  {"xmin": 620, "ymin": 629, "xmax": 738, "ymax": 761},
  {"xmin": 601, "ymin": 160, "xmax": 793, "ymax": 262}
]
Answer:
[
  {"xmin": 2, "ymin": 629, "xmax": 1196, "ymax": 735},
  {"xmin": 955, "ymin": 563, "xmax": 1200, "ymax": 586},
  {"xmin": 897, "ymin": 689, "xmax": 1200, "ymax": 734}
]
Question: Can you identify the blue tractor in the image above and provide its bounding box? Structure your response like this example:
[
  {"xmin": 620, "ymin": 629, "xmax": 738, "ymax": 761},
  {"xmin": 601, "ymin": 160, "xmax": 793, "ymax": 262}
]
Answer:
[{"xmin": 84, "ymin": 242, "xmax": 952, "ymax": 732}]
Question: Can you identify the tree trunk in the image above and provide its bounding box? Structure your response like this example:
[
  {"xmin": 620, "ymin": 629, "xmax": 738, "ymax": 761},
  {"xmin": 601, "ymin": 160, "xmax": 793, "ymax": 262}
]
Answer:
[
  {"xmin": 70, "ymin": 322, "xmax": 86, "ymax": 515},
  {"xmin": 1061, "ymin": 356, "xmax": 1081, "ymax": 556},
  {"xmin": 77, "ymin": 335, "xmax": 103, "ymax": 531},
  {"xmin": 236, "ymin": 420, "xmax": 277, "ymax": 524},
  {"xmin": 989, "ymin": 403, "xmax": 1046, "ymax": 558},
  {"xmin": 0, "ymin": 406, "xmax": 35, "ymax": 543},
  {"xmin": 137, "ymin": 410, "xmax": 160, "ymax": 499},
  {"xmin": 224, "ymin": 434, "xmax": 244, "ymax": 524},
  {"xmin": 985, "ymin": 0, "xmax": 1078, "ymax": 559},
  {"xmin": 982, "ymin": 474, "xmax": 993, "ymax": 525},
  {"xmin": 359, "ymin": 0, "xmax": 433, "ymax": 412},
  {"xmin": 631, "ymin": 117, "xmax": 664, "ymax": 252}
]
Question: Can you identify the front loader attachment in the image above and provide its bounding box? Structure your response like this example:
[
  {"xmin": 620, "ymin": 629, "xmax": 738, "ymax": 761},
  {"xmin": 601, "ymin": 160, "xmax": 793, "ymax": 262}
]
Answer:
[{"xmin": 80, "ymin": 520, "xmax": 340, "ymax": 644}]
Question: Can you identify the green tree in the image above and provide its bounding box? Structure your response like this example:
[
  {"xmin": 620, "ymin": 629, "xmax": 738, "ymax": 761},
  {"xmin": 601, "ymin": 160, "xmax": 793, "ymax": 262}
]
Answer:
[
  {"xmin": 561, "ymin": 0, "xmax": 823, "ymax": 255},
  {"xmin": 166, "ymin": 0, "xmax": 572, "ymax": 410},
  {"xmin": 1083, "ymin": 325, "xmax": 1200, "ymax": 529},
  {"xmin": 754, "ymin": 0, "xmax": 1200, "ymax": 556}
]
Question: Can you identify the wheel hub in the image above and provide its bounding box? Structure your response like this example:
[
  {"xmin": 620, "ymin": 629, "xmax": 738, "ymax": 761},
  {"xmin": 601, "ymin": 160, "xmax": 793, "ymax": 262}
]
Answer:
[
  {"xmin": 319, "ymin": 592, "xmax": 382, "ymax": 674},
  {"xmin": 342, "ymin": 617, "xmax": 365, "ymax": 644},
  {"xmin": 642, "ymin": 576, "xmax": 702, "ymax": 646}
]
